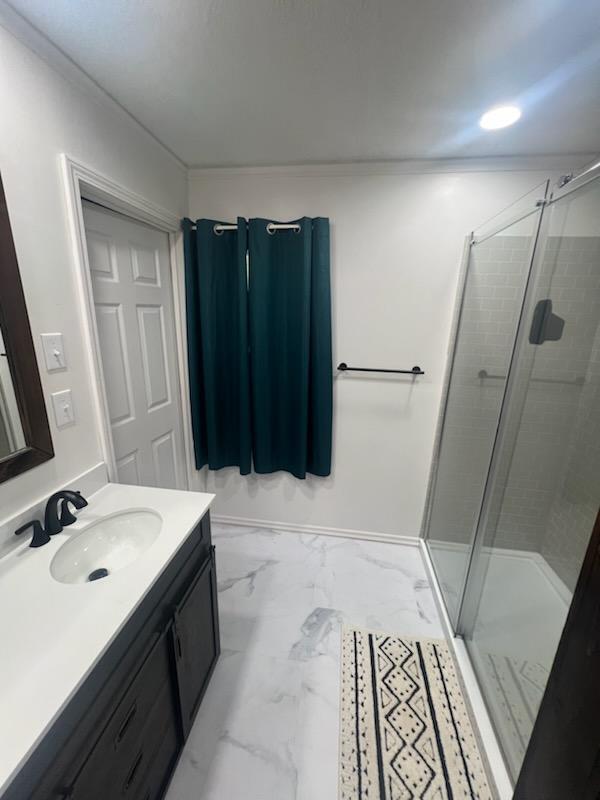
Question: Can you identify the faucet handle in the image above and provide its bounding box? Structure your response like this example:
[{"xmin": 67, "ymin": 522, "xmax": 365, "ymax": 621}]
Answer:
[
  {"xmin": 15, "ymin": 520, "xmax": 51, "ymax": 548},
  {"xmin": 60, "ymin": 491, "xmax": 88, "ymax": 526},
  {"xmin": 60, "ymin": 499, "xmax": 78, "ymax": 526}
]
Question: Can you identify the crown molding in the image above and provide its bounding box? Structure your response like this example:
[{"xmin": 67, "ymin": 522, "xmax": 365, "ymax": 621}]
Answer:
[{"xmin": 188, "ymin": 154, "xmax": 595, "ymax": 180}]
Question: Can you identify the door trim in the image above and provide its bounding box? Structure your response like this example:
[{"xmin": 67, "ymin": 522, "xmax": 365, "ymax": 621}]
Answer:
[{"xmin": 60, "ymin": 154, "xmax": 195, "ymax": 489}]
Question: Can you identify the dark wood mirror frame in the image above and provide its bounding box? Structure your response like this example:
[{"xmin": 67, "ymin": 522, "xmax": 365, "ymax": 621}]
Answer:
[{"xmin": 0, "ymin": 175, "xmax": 54, "ymax": 482}]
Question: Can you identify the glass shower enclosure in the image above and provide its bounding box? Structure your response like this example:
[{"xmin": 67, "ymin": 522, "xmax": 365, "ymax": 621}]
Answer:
[{"xmin": 423, "ymin": 165, "xmax": 600, "ymax": 783}]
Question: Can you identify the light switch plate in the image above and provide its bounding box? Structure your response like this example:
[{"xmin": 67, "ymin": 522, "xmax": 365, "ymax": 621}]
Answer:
[
  {"xmin": 41, "ymin": 333, "xmax": 66, "ymax": 371},
  {"xmin": 51, "ymin": 389, "xmax": 75, "ymax": 428}
]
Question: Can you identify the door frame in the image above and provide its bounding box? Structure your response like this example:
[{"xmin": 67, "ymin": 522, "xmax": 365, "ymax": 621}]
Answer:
[{"xmin": 60, "ymin": 154, "xmax": 195, "ymax": 489}]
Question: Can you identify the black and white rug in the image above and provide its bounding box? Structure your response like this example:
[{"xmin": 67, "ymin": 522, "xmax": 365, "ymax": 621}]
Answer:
[{"xmin": 340, "ymin": 630, "xmax": 494, "ymax": 799}]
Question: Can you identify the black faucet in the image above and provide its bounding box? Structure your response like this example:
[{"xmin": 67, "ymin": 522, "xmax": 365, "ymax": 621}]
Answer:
[
  {"xmin": 15, "ymin": 489, "xmax": 88, "ymax": 548},
  {"xmin": 44, "ymin": 490, "xmax": 88, "ymax": 535}
]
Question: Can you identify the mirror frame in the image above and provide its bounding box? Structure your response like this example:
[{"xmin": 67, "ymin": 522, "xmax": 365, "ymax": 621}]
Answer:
[{"xmin": 0, "ymin": 175, "xmax": 54, "ymax": 482}]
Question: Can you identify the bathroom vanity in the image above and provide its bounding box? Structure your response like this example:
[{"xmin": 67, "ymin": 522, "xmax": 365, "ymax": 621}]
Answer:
[{"xmin": 0, "ymin": 483, "xmax": 219, "ymax": 800}]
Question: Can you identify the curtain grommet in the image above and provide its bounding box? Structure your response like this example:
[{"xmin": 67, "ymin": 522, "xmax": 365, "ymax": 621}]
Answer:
[
  {"xmin": 213, "ymin": 224, "xmax": 224, "ymax": 236},
  {"xmin": 266, "ymin": 223, "xmax": 302, "ymax": 235}
]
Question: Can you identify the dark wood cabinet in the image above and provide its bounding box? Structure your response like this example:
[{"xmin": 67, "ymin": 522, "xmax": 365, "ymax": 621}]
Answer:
[
  {"xmin": 69, "ymin": 629, "xmax": 179, "ymax": 800},
  {"xmin": 172, "ymin": 547, "xmax": 220, "ymax": 738},
  {"xmin": 7, "ymin": 511, "xmax": 219, "ymax": 800}
]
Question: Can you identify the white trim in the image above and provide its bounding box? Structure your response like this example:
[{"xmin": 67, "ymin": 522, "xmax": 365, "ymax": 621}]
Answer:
[
  {"xmin": 188, "ymin": 154, "xmax": 595, "ymax": 179},
  {"xmin": 167, "ymin": 229, "xmax": 198, "ymax": 492},
  {"xmin": 0, "ymin": 2, "xmax": 187, "ymax": 172},
  {"xmin": 419, "ymin": 540, "xmax": 514, "ymax": 800},
  {"xmin": 62, "ymin": 157, "xmax": 181, "ymax": 232},
  {"xmin": 211, "ymin": 513, "xmax": 420, "ymax": 546},
  {"xmin": 60, "ymin": 154, "xmax": 195, "ymax": 490}
]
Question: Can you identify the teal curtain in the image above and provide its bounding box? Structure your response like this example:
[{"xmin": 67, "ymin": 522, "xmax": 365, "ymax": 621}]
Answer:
[
  {"xmin": 248, "ymin": 218, "xmax": 332, "ymax": 478},
  {"xmin": 182, "ymin": 218, "xmax": 251, "ymax": 474}
]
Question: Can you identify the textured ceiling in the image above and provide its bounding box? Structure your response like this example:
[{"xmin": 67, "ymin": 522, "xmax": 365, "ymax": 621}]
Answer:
[{"xmin": 7, "ymin": 0, "xmax": 600, "ymax": 167}]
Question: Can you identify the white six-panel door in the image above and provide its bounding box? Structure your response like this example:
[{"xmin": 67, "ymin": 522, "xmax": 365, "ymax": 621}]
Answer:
[{"xmin": 83, "ymin": 201, "xmax": 187, "ymax": 489}]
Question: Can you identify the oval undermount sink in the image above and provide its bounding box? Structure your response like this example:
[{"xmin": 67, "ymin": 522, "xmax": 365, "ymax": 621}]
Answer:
[{"xmin": 50, "ymin": 509, "xmax": 162, "ymax": 585}]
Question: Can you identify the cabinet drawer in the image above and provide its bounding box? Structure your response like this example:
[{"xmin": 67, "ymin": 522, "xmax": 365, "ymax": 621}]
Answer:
[
  {"xmin": 132, "ymin": 714, "xmax": 180, "ymax": 800},
  {"xmin": 70, "ymin": 630, "xmax": 177, "ymax": 799}
]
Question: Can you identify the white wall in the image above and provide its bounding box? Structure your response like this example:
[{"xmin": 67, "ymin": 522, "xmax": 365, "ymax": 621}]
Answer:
[
  {"xmin": 188, "ymin": 160, "xmax": 588, "ymax": 538},
  {"xmin": 0, "ymin": 20, "xmax": 187, "ymax": 525}
]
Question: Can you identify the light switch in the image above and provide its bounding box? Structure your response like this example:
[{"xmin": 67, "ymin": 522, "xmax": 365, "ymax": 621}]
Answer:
[
  {"xmin": 41, "ymin": 333, "xmax": 66, "ymax": 371},
  {"xmin": 51, "ymin": 389, "xmax": 75, "ymax": 428}
]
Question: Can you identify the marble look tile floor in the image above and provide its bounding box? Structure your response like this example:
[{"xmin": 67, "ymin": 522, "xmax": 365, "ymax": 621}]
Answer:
[{"xmin": 165, "ymin": 524, "xmax": 445, "ymax": 800}]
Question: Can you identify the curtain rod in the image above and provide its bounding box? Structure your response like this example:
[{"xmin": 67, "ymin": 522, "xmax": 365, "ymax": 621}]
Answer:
[{"xmin": 189, "ymin": 221, "xmax": 302, "ymax": 235}]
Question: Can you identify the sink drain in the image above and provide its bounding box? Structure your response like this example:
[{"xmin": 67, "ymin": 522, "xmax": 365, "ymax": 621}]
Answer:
[{"xmin": 88, "ymin": 567, "xmax": 109, "ymax": 582}]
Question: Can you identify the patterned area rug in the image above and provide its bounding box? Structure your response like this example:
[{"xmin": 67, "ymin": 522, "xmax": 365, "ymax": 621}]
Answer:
[{"xmin": 340, "ymin": 630, "xmax": 494, "ymax": 799}]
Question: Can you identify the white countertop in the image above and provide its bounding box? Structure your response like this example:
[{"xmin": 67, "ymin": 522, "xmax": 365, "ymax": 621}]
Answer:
[{"xmin": 0, "ymin": 483, "xmax": 214, "ymax": 796}]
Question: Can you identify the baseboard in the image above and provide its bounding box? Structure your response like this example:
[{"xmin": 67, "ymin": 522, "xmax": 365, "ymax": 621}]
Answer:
[
  {"xmin": 419, "ymin": 540, "xmax": 514, "ymax": 800},
  {"xmin": 210, "ymin": 513, "xmax": 420, "ymax": 546}
]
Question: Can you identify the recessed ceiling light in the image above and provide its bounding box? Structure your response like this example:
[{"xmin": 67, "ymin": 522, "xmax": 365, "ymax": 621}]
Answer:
[{"xmin": 479, "ymin": 105, "xmax": 522, "ymax": 130}]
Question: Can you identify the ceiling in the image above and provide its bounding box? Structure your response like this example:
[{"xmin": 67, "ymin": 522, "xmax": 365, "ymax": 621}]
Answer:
[{"xmin": 7, "ymin": 0, "xmax": 600, "ymax": 167}]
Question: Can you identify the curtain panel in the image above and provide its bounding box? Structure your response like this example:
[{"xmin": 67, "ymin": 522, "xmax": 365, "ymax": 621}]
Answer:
[
  {"xmin": 183, "ymin": 216, "xmax": 332, "ymax": 479},
  {"xmin": 182, "ymin": 217, "xmax": 251, "ymax": 474},
  {"xmin": 248, "ymin": 217, "xmax": 332, "ymax": 477}
]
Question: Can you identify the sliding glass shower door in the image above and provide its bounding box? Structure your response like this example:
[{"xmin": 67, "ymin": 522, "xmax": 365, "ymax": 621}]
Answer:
[
  {"xmin": 424, "ymin": 194, "xmax": 545, "ymax": 625},
  {"xmin": 424, "ymin": 167, "xmax": 600, "ymax": 784},
  {"xmin": 461, "ymin": 172, "xmax": 600, "ymax": 781}
]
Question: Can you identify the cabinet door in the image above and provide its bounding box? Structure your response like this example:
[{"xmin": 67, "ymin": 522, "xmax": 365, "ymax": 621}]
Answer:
[{"xmin": 172, "ymin": 547, "xmax": 220, "ymax": 738}]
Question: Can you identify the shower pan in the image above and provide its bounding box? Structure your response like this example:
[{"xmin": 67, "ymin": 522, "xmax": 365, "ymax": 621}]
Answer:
[{"xmin": 423, "ymin": 163, "xmax": 600, "ymax": 784}]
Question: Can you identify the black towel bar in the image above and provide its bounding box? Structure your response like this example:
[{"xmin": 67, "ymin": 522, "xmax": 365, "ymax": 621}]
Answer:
[{"xmin": 337, "ymin": 363, "xmax": 424, "ymax": 375}]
